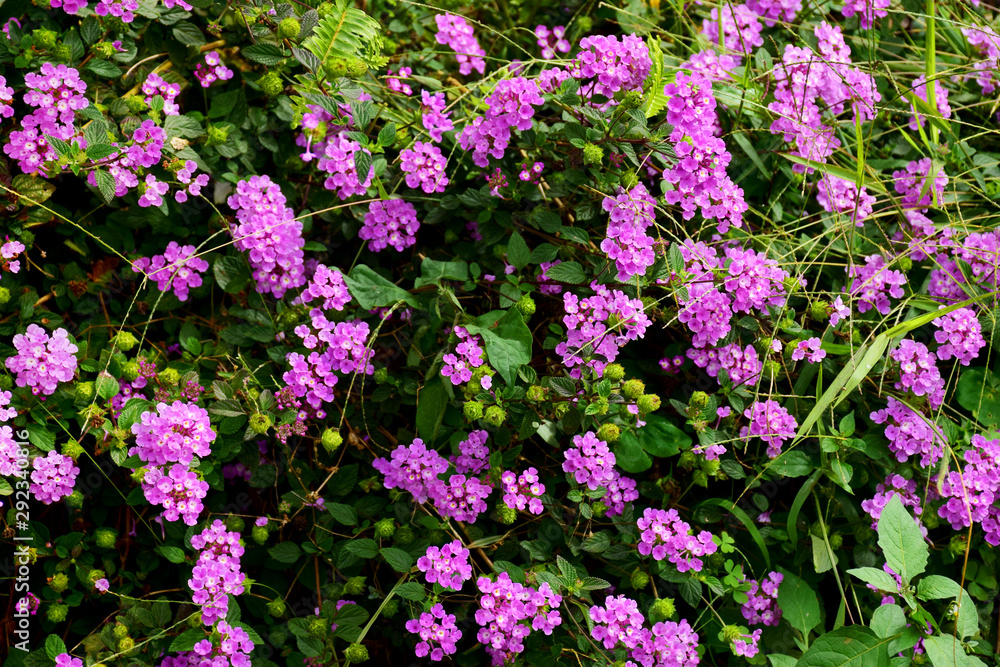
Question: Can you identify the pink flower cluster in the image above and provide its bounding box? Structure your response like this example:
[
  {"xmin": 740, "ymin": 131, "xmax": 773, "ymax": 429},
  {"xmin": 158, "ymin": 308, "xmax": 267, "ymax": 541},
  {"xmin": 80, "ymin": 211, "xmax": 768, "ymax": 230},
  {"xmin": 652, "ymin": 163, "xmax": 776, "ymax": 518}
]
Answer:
[
  {"xmin": 934, "ymin": 307, "xmax": 984, "ymax": 366},
  {"xmin": 400, "ymin": 141, "xmax": 449, "ymax": 193},
  {"xmin": 373, "ymin": 438, "xmax": 450, "ymax": 504},
  {"xmin": 95, "ymin": 0, "xmax": 137, "ymax": 22},
  {"xmin": 817, "ymin": 175, "xmax": 876, "ymax": 226},
  {"xmin": 841, "ymin": 0, "xmax": 891, "ymax": 29},
  {"xmin": 892, "ymin": 339, "xmax": 945, "ymax": 409},
  {"xmin": 417, "ymin": 540, "xmax": 473, "ymax": 591},
  {"xmin": 601, "ymin": 183, "xmax": 657, "ymax": 281},
  {"xmin": 293, "ymin": 264, "xmax": 352, "ymax": 312},
  {"xmin": 194, "ymin": 52, "xmax": 234, "ymax": 88},
  {"xmin": 434, "ymin": 14, "xmax": 486, "ymax": 76},
  {"xmin": 849, "ymin": 254, "xmax": 906, "ymax": 316},
  {"xmin": 893, "ymin": 158, "xmax": 947, "ymax": 210},
  {"xmin": 387, "ymin": 66, "xmax": 412, "ymax": 96},
  {"xmin": 740, "ymin": 400, "xmax": 797, "ymax": 458},
  {"xmin": 746, "ymin": 0, "xmax": 802, "ymax": 25},
  {"xmin": 957, "ymin": 230, "xmax": 1000, "ymax": 289},
  {"xmin": 142, "ymin": 73, "xmax": 181, "ymax": 115},
  {"xmin": 571, "ymin": 34, "xmax": 651, "ymax": 103},
  {"xmin": 4, "ymin": 64, "xmax": 87, "ymax": 176},
  {"xmin": 556, "ymin": 285, "xmax": 650, "ymax": 377},
  {"xmin": 636, "ymin": 507, "xmax": 718, "ymax": 572},
  {"xmin": 284, "ymin": 317, "xmax": 374, "ymax": 409},
  {"xmin": 188, "ymin": 520, "xmax": 246, "ymax": 625},
  {"xmin": 132, "ymin": 242, "xmax": 209, "ymax": 302},
  {"xmin": 2, "ymin": 240, "xmax": 25, "ymax": 273},
  {"xmin": 870, "ymin": 397, "xmax": 945, "ymax": 466},
  {"xmin": 431, "ymin": 473, "xmax": 493, "ymax": 522},
  {"xmin": 441, "ymin": 326, "xmax": 486, "ymax": 385},
  {"xmin": 562, "ymin": 431, "xmax": 617, "ymax": 490},
  {"xmin": 459, "ymin": 77, "xmax": 544, "ymax": 167},
  {"xmin": 130, "ymin": 401, "xmax": 216, "ymax": 467},
  {"xmin": 962, "ymin": 25, "xmax": 1000, "ymax": 94},
  {"xmin": 0, "ymin": 75, "xmax": 12, "ymax": 119},
  {"xmin": 589, "ymin": 595, "xmax": 647, "ymax": 652},
  {"xmin": 908, "ymin": 75, "xmax": 952, "ymax": 131},
  {"xmin": 227, "ymin": 174, "xmax": 307, "ymax": 298},
  {"xmin": 84, "ymin": 121, "xmax": 169, "ymax": 201},
  {"xmin": 675, "ymin": 242, "xmax": 732, "ymax": 349},
  {"xmin": 360, "ymin": 199, "xmax": 421, "ymax": 252},
  {"xmin": 534, "ymin": 25, "xmax": 571, "ymax": 59},
  {"xmin": 723, "ymin": 246, "xmax": 789, "ymax": 314},
  {"xmin": 702, "ymin": 3, "xmax": 764, "ymax": 58},
  {"xmin": 6, "ymin": 325, "xmax": 78, "ymax": 396},
  {"xmin": 861, "ymin": 474, "xmax": 922, "ymax": 528},
  {"xmin": 30, "ymin": 451, "xmax": 79, "ymax": 504},
  {"xmin": 420, "ymin": 91, "xmax": 455, "ymax": 142},
  {"xmin": 938, "ymin": 435, "xmax": 1000, "ymax": 545},
  {"xmin": 682, "ymin": 49, "xmax": 738, "ymax": 81},
  {"xmin": 475, "ymin": 572, "xmax": 562, "ymax": 665},
  {"xmin": 406, "ymin": 603, "xmax": 462, "ymax": 661},
  {"xmin": 174, "ymin": 160, "xmax": 210, "ymax": 203},
  {"xmin": 140, "ymin": 464, "xmax": 209, "ymax": 526},
  {"xmin": 741, "ymin": 571, "xmax": 783, "ymax": 625},
  {"xmin": 791, "ymin": 338, "xmax": 826, "ymax": 363},
  {"xmin": 501, "ymin": 467, "xmax": 545, "ymax": 514},
  {"xmin": 454, "ymin": 429, "xmax": 490, "ymax": 475},
  {"xmin": 318, "ymin": 135, "xmax": 374, "ymax": 199}
]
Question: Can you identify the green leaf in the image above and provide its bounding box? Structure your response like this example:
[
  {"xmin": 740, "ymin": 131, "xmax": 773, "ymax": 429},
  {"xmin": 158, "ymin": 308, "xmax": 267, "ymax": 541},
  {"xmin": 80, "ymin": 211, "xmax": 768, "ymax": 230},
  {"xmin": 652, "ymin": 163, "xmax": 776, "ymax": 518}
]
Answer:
[
  {"xmin": 780, "ymin": 153, "xmax": 887, "ymax": 194},
  {"xmin": 379, "ymin": 547, "xmax": 413, "ymax": 573},
  {"xmin": 354, "ymin": 151, "xmax": 372, "ymax": 183},
  {"xmin": 642, "ymin": 37, "xmax": 666, "ymax": 117},
  {"xmin": 543, "ymin": 261, "xmax": 587, "ymax": 284},
  {"xmin": 155, "ymin": 545, "xmax": 186, "ymax": 563},
  {"xmin": 213, "ymin": 257, "xmax": 250, "ymax": 294},
  {"xmin": 870, "ymin": 604, "xmax": 906, "ymax": 638},
  {"xmin": 636, "ymin": 414, "xmax": 690, "ymax": 457},
  {"xmin": 242, "ymin": 43, "xmax": 287, "ymax": 65},
  {"xmin": 327, "ymin": 502, "xmax": 358, "ymax": 526},
  {"xmin": 506, "ymin": 232, "xmax": 531, "ymax": 270},
  {"xmin": 93, "ymin": 170, "xmax": 117, "ymax": 204},
  {"xmin": 777, "ymin": 569, "xmax": 821, "ymax": 637},
  {"xmin": 767, "ymin": 657, "xmax": 798, "ymax": 667},
  {"xmin": 699, "ymin": 498, "xmax": 770, "ymax": 569},
  {"xmin": 876, "ymin": 495, "xmax": 928, "ymax": 582},
  {"xmin": 302, "ymin": 0, "xmax": 383, "ymax": 68},
  {"xmin": 416, "ymin": 376, "xmax": 447, "ymax": 443},
  {"xmin": 614, "ymin": 431, "xmax": 652, "ymax": 472},
  {"xmin": 768, "ymin": 450, "xmax": 814, "ymax": 477},
  {"xmin": 345, "ymin": 538, "xmax": 378, "ymax": 559},
  {"xmin": 394, "ymin": 582, "xmax": 425, "ymax": 601},
  {"xmin": 169, "ymin": 629, "xmax": 207, "ymax": 652},
  {"xmin": 956, "ymin": 368, "xmax": 1000, "ymax": 430},
  {"xmin": 732, "ymin": 131, "xmax": 770, "ymax": 178},
  {"xmin": 28, "ymin": 425, "xmax": 55, "ymax": 452},
  {"xmin": 581, "ymin": 531, "xmax": 611, "ymax": 553},
  {"xmin": 580, "ymin": 576, "xmax": 612, "ymax": 590},
  {"xmin": 87, "ymin": 59, "xmax": 122, "ymax": 78},
  {"xmin": 848, "ymin": 567, "xmax": 902, "ymax": 592},
  {"xmin": 812, "ymin": 533, "xmax": 837, "ymax": 573},
  {"xmin": 171, "ymin": 22, "xmax": 205, "ymax": 46},
  {"xmin": 917, "ymin": 575, "xmax": 962, "ymax": 600},
  {"xmin": 12, "ymin": 174, "xmax": 56, "ymax": 206},
  {"xmin": 413, "ymin": 258, "xmax": 468, "ymax": 288},
  {"xmin": 466, "ymin": 309, "xmax": 532, "ymax": 386},
  {"xmin": 44, "ymin": 635, "xmax": 66, "ymax": 660},
  {"xmin": 268, "ymin": 542, "xmax": 302, "ymax": 564},
  {"xmin": 923, "ymin": 635, "xmax": 987, "ymax": 667},
  {"xmin": 377, "ymin": 122, "xmax": 396, "ymax": 147},
  {"xmin": 343, "ymin": 264, "xmax": 418, "ymax": 310},
  {"xmin": 96, "ymin": 372, "xmax": 120, "ymax": 399},
  {"xmin": 797, "ymin": 625, "xmax": 891, "ymax": 667}
]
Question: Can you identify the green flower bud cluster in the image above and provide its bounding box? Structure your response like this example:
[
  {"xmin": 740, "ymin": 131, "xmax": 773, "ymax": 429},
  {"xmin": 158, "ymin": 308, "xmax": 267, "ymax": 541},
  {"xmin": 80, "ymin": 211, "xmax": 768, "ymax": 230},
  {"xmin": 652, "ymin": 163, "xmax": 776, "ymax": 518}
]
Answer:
[{"xmin": 322, "ymin": 428, "xmax": 343, "ymax": 452}]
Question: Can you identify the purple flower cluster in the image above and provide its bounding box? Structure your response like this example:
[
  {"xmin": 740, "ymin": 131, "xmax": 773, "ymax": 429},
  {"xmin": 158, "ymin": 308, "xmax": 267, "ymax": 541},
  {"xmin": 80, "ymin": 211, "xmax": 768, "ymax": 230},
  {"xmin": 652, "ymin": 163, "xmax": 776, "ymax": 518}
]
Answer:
[
  {"xmin": 956, "ymin": 230, "xmax": 1000, "ymax": 289},
  {"xmin": 908, "ymin": 75, "xmax": 952, "ymax": 131},
  {"xmin": 284, "ymin": 317, "xmax": 374, "ymax": 410},
  {"xmin": 740, "ymin": 400, "xmax": 797, "ymax": 458},
  {"xmin": 849, "ymin": 255, "xmax": 907, "ymax": 315},
  {"xmin": 723, "ymin": 246, "xmax": 789, "ymax": 314},
  {"xmin": 360, "ymin": 199, "xmax": 421, "ymax": 252},
  {"xmin": 861, "ymin": 474, "xmax": 922, "ymax": 527},
  {"xmin": 571, "ymin": 34, "xmax": 651, "ymax": 103},
  {"xmin": 406, "ymin": 603, "xmax": 462, "ymax": 661},
  {"xmin": 746, "ymin": 0, "xmax": 802, "ymax": 25},
  {"xmin": 933, "ymin": 307, "xmax": 984, "ymax": 365},
  {"xmin": 434, "ymin": 14, "xmax": 486, "ymax": 76},
  {"xmin": 893, "ymin": 158, "xmax": 947, "ymax": 209},
  {"xmin": 817, "ymin": 175, "xmax": 876, "ymax": 226},
  {"xmin": 400, "ymin": 141, "xmax": 449, "ymax": 193},
  {"xmin": 293, "ymin": 264, "xmax": 352, "ymax": 312},
  {"xmin": 373, "ymin": 438, "xmax": 450, "ymax": 504},
  {"xmin": 475, "ymin": 572, "xmax": 562, "ymax": 665},
  {"xmin": 0, "ymin": 76, "xmax": 12, "ymax": 119},
  {"xmin": 938, "ymin": 435, "xmax": 1000, "ymax": 545},
  {"xmin": 892, "ymin": 339, "xmax": 945, "ymax": 409},
  {"xmin": 30, "ymin": 451, "xmax": 79, "ymax": 504},
  {"xmin": 130, "ymin": 401, "xmax": 216, "ymax": 467},
  {"xmin": 189, "ymin": 520, "xmax": 246, "ymax": 625},
  {"xmin": 841, "ymin": 0, "xmax": 891, "ymax": 29},
  {"xmin": 441, "ymin": 327, "xmax": 486, "ymax": 385},
  {"xmin": 702, "ymin": 3, "xmax": 764, "ymax": 58},
  {"xmin": 387, "ymin": 66, "xmax": 412, "ymax": 96},
  {"xmin": 142, "ymin": 73, "xmax": 181, "ymax": 115},
  {"xmin": 84, "ymin": 121, "xmax": 168, "ymax": 201},
  {"xmin": 194, "ymin": 51, "xmax": 234, "ymax": 87},
  {"xmin": 227, "ymin": 175, "xmax": 306, "ymax": 298},
  {"xmin": 132, "ymin": 242, "xmax": 209, "ymax": 302},
  {"xmin": 140, "ymin": 464, "xmax": 209, "ymax": 526},
  {"xmin": 6, "ymin": 325, "xmax": 78, "ymax": 396},
  {"xmin": 682, "ymin": 49, "xmax": 739, "ymax": 81},
  {"xmin": 318, "ymin": 135, "xmax": 374, "ymax": 199},
  {"xmin": 962, "ymin": 25, "xmax": 1000, "ymax": 94},
  {"xmin": 501, "ymin": 467, "xmax": 545, "ymax": 514},
  {"xmin": 420, "ymin": 91, "xmax": 455, "ymax": 142},
  {"xmin": 589, "ymin": 595, "xmax": 647, "ymax": 651},
  {"xmin": 417, "ymin": 540, "xmax": 473, "ymax": 591},
  {"xmin": 663, "ymin": 72, "xmax": 748, "ymax": 233},
  {"xmin": 1, "ymin": 240, "xmax": 25, "ymax": 274},
  {"xmin": 4, "ymin": 64, "xmax": 87, "ymax": 176},
  {"xmin": 54, "ymin": 656, "xmax": 82, "ymax": 667},
  {"xmin": 601, "ymin": 183, "xmax": 657, "ymax": 281},
  {"xmin": 534, "ymin": 25, "xmax": 571, "ymax": 59},
  {"xmin": 870, "ymin": 397, "xmax": 945, "ymax": 466},
  {"xmin": 431, "ymin": 473, "xmax": 493, "ymax": 522},
  {"xmin": 454, "ymin": 430, "xmax": 489, "ymax": 475},
  {"xmin": 741, "ymin": 571, "xmax": 783, "ymax": 625},
  {"xmin": 562, "ymin": 431, "xmax": 618, "ymax": 490},
  {"xmin": 636, "ymin": 507, "xmax": 718, "ymax": 572},
  {"xmin": 791, "ymin": 338, "xmax": 826, "ymax": 363},
  {"xmin": 460, "ymin": 77, "xmax": 544, "ymax": 167},
  {"xmin": 94, "ymin": 0, "xmax": 136, "ymax": 22},
  {"xmin": 556, "ymin": 285, "xmax": 650, "ymax": 377}
]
